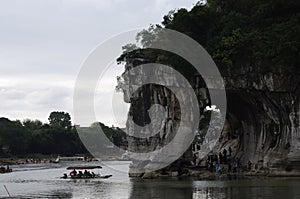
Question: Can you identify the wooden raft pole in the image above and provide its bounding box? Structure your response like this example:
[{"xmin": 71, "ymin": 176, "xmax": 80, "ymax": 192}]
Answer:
[{"xmin": 3, "ymin": 185, "xmax": 12, "ymax": 198}]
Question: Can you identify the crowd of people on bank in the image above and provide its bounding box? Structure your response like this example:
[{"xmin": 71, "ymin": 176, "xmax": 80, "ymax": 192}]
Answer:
[
  {"xmin": 204, "ymin": 148, "xmax": 253, "ymax": 174},
  {"xmin": 200, "ymin": 147, "xmax": 253, "ymax": 174}
]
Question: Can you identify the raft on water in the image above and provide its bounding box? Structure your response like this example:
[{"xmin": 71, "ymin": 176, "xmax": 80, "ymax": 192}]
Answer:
[
  {"xmin": 0, "ymin": 166, "xmax": 12, "ymax": 174},
  {"xmin": 61, "ymin": 165, "xmax": 112, "ymax": 179}
]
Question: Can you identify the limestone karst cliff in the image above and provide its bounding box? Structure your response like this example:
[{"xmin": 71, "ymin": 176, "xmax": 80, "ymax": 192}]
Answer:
[
  {"xmin": 117, "ymin": 0, "xmax": 300, "ymax": 177},
  {"xmin": 120, "ymin": 61, "xmax": 299, "ymax": 177}
]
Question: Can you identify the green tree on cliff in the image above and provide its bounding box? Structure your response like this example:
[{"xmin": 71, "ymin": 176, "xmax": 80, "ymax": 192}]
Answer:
[{"xmin": 118, "ymin": 0, "xmax": 299, "ymax": 75}]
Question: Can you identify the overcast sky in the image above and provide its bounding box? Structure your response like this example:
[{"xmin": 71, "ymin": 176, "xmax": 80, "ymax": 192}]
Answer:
[{"xmin": 0, "ymin": 0, "xmax": 197, "ymax": 127}]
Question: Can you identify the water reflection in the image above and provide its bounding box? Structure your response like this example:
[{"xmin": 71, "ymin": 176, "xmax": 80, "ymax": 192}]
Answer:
[
  {"xmin": 128, "ymin": 179, "xmax": 227, "ymax": 199},
  {"xmin": 128, "ymin": 178, "xmax": 300, "ymax": 199},
  {"xmin": 193, "ymin": 178, "xmax": 300, "ymax": 199},
  {"xmin": 193, "ymin": 186, "xmax": 226, "ymax": 198},
  {"xmin": 129, "ymin": 178, "xmax": 193, "ymax": 199}
]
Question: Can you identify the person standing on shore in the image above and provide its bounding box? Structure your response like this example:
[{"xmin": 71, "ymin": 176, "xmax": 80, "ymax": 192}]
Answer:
[
  {"xmin": 228, "ymin": 162, "xmax": 232, "ymax": 172},
  {"xmin": 233, "ymin": 159, "xmax": 238, "ymax": 173},
  {"xmin": 248, "ymin": 161, "xmax": 252, "ymax": 172},
  {"xmin": 223, "ymin": 149, "xmax": 228, "ymax": 164},
  {"xmin": 219, "ymin": 152, "xmax": 223, "ymax": 164},
  {"xmin": 216, "ymin": 163, "xmax": 220, "ymax": 174}
]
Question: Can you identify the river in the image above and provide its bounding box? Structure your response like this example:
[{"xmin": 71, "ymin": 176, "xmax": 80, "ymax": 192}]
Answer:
[{"xmin": 0, "ymin": 161, "xmax": 299, "ymax": 198}]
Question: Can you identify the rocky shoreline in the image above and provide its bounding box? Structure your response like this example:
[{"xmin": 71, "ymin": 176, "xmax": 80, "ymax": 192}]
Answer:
[{"xmin": 130, "ymin": 165, "xmax": 300, "ymax": 179}]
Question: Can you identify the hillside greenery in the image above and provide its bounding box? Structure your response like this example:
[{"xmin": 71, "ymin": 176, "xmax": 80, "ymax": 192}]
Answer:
[{"xmin": 118, "ymin": 0, "xmax": 299, "ymax": 76}]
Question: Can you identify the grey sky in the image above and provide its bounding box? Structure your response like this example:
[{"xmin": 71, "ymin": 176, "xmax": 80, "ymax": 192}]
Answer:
[{"xmin": 0, "ymin": 0, "xmax": 196, "ymax": 126}]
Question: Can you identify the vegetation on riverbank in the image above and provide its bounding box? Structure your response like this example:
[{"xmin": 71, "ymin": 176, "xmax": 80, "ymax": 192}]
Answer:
[{"xmin": 0, "ymin": 111, "xmax": 126, "ymax": 158}]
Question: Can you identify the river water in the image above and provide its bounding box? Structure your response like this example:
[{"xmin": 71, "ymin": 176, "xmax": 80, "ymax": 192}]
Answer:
[{"xmin": 0, "ymin": 161, "xmax": 299, "ymax": 198}]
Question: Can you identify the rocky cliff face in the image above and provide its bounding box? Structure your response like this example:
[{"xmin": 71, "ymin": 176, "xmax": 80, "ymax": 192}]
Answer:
[
  {"xmin": 121, "ymin": 62, "xmax": 300, "ymax": 176},
  {"xmin": 218, "ymin": 67, "xmax": 300, "ymax": 170}
]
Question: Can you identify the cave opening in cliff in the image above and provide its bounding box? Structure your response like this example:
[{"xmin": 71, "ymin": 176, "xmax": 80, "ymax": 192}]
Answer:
[
  {"xmin": 222, "ymin": 90, "xmax": 264, "ymax": 165},
  {"xmin": 219, "ymin": 90, "xmax": 291, "ymax": 166},
  {"xmin": 193, "ymin": 90, "xmax": 269, "ymax": 165}
]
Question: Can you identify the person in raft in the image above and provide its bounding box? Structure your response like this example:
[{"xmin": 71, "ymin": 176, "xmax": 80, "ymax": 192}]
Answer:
[{"xmin": 70, "ymin": 169, "xmax": 77, "ymax": 176}]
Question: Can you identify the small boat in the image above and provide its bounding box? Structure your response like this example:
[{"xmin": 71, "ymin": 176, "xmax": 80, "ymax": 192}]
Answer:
[
  {"xmin": 119, "ymin": 151, "xmax": 131, "ymax": 161},
  {"xmin": 0, "ymin": 165, "xmax": 12, "ymax": 173},
  {"xmin": 61, "ymin": 166, "xmax": 112, "ymax": 179},
  {"xmin": 0, "ymin": 166, "xmax": 12, "ymax": 174},
  {"xmin": 54, "ymin": 156, "xmax": 85, "ymax": 163}
]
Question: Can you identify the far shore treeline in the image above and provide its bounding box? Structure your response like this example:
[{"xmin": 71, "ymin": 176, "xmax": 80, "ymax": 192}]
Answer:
[{"xmin": 0, "ymin": 111, "xmax": 126, "ymax": 158}]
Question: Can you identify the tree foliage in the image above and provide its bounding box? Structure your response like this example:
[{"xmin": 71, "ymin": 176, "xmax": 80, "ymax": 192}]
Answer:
[
  {"xmin": 118, "ymin": 0, "xmax": 299, "ymax": 75},
  {"xmin": 48, "ymin": 111, "xmax": 72, "ymax": 129},
  {"xmin": 0, "ymin": 113, "xmax": 125, "ymax": 157}
]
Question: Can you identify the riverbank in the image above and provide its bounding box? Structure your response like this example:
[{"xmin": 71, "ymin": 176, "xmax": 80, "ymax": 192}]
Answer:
[
  {"xmin": 132, "ymin": 166, "xmax": 300, "ymax": 179},
  {"xmin": 0, "ymin": 155, "xmax": 128, "ymax": 166},
  {"xmin": 0, "ymin": 155, "xmax": 56, "ymax": 165}
]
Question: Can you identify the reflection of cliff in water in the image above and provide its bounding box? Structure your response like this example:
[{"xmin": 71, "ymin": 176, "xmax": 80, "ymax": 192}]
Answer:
[
  {"xmin": 128, "ymin": 178, "xmax": 300, "ymax": 199},
  {"xmin": 129, "ymin": 179, "xmax": 193, "ymax": 199}
]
